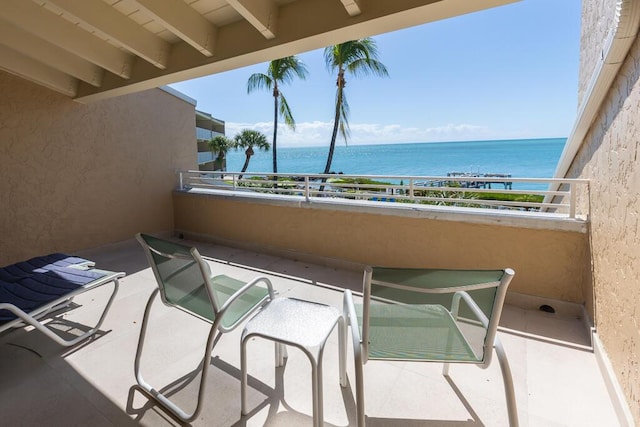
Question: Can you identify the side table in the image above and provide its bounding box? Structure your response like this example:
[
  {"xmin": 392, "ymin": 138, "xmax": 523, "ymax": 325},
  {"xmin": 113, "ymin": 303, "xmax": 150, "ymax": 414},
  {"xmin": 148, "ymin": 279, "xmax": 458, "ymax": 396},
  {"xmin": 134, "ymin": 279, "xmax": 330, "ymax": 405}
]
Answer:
[{"xmin": 241, "ymin": 297, "xmax": 347, "ymax": 427}]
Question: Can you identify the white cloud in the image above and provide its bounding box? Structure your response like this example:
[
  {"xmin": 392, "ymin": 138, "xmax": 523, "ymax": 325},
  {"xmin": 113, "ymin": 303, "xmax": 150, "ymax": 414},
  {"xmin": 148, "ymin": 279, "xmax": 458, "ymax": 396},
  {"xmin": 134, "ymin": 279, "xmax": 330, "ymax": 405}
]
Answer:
[{"xmin": 225, "ymin": 121, "xmax": 524, "ymax": 147}]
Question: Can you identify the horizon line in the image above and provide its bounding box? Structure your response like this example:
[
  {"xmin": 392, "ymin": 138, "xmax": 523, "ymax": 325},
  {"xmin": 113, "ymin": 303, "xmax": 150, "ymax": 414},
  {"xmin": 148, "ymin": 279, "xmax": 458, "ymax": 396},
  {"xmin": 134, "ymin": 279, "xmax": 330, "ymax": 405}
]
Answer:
[{"xmin": 265, "ymin": 136, "xmax": 568, "ymax": 149}]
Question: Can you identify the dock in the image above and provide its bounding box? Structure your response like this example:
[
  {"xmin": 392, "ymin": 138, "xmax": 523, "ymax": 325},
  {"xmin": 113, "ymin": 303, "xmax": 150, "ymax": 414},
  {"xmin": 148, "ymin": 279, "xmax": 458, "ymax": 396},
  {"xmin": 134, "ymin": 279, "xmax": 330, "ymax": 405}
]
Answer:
[
  {"xmin": 447, "ymin": 172, "xmax": 513, "ymax": 189},
  {"xmin": 414, "ymin": 172, "xmax": 513, "ymax": 189}
]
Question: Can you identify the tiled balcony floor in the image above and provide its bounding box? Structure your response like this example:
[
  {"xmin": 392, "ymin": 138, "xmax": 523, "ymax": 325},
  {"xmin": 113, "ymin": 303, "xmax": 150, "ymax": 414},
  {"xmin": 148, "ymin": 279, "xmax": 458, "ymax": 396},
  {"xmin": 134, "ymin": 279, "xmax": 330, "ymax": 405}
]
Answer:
[{"xmin": 0, "ymin": 237, "xmax": 619, "ymax": 426}]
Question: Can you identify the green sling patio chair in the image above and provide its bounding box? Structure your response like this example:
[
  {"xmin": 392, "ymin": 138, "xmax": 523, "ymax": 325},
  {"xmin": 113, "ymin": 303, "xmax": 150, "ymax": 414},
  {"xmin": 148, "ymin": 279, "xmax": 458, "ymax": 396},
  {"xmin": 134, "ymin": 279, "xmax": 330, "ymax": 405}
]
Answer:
[
  {"xmin": 343, "ymin": 266, "xmax": 518, "ymax": 427},
  {"xmin": 135, "ymin": 233, "xmax": 275, "ymax": 422}
]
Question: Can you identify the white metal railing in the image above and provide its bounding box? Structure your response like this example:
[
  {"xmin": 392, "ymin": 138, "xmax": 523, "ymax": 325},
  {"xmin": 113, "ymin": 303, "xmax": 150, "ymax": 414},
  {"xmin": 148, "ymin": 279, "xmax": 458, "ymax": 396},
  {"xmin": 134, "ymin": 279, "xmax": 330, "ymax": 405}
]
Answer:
[{"xmin": 177, "ymin": 170, "xmax": 589, "ymax": 219}]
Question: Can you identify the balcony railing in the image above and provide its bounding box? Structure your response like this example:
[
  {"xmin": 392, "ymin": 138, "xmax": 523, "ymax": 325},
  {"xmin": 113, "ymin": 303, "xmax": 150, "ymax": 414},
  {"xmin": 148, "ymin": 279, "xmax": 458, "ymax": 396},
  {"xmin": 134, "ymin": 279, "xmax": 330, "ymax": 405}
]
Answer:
[
  {"xmin": 196, "ymin": 127, "xmax": 224, "ymax": 141},
  {"xmin": 177, "ymin": 170, "xmax": 589, "ymax": 219}
]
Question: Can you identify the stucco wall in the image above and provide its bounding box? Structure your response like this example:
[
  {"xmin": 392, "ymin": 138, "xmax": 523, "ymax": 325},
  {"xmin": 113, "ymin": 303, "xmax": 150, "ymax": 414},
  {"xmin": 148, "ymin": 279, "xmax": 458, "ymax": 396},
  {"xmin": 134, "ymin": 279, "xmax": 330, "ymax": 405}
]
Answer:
[
  {"xmin": 173, "ymin": 192, "xmax": 590, "ymax": 303},
  {"xmin": 0, "ymin": 71, "xmax": 196, "ymax": 265},
  {"xmin": 578, "ymin": 0, "xmax": 616, "ymax": 104},
  {"xmin": 569, "ymin": 0, "xmax": 640, "ymax": 422}
]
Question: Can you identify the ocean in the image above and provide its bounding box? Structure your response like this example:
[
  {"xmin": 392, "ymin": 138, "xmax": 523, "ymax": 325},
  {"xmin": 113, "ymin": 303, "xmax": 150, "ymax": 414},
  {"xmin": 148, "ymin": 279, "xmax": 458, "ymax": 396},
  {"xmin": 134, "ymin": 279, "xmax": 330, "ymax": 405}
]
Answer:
[{"xmin": 208, "ymin": 138, "xmax": 566, "ymax": 190}]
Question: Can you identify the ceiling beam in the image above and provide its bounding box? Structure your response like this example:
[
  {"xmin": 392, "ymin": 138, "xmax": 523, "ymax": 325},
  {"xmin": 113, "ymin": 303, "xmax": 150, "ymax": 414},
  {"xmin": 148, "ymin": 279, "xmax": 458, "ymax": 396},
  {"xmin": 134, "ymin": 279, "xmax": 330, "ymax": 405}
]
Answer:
[
  {"xmin": 40, "ymin": 0, "xmax": 171, "ymax": 69},
  {"xmin": 0, "ymin": 0, "xmax": 133, "ymax": 79},
  {"xmin": 0, "ymin": 20, "xmax": 103, "ymax": 87},
  {"xmin": 339, "ymin": 0, "xmax": 363, "ymax": 16},
  {"xmin": 75, "ymin": 0, "xmax": 519, "ymax": 103},
  {"xmin": 0, "ymin": 45, "xmax": 78, "ymax": 97},
  {"xmin": 132, "ymin": 0, "xmax": 217, "ymax": 56},
  {"xmin": 226, "ymin": 0, "xmax": 278, "ymax": 39}
]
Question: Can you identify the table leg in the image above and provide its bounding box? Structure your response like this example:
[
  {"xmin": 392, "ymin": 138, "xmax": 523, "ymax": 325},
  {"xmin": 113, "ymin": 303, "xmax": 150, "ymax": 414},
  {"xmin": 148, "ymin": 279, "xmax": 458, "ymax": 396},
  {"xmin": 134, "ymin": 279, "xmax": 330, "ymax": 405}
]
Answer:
[{"xmin": 311, "ymin": 351, "xmax": 322, "ymax": 427}]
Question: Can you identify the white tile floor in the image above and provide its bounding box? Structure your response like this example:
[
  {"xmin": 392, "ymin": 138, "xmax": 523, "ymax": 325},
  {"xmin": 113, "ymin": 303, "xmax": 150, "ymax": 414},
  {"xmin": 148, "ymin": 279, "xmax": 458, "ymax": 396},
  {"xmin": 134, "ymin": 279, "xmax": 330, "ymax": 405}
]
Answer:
[{"xmin": 0, "ymin": 237, "xmax": 621, "ymax": 426}]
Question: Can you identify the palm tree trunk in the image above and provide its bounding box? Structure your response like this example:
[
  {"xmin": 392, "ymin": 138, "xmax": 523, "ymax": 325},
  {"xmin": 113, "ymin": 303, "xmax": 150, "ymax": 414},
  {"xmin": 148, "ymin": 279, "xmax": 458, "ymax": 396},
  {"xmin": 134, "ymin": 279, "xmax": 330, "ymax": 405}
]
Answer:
[
  {"xmin": 272, "ymin": 87, "xmax": 279, "ymax": 189},
  {"xmin": 323, "ymin": 89, "xmax": 342, "ymax": 174},
  {"xmin": 239, "ymin": 150, "xmax": 252, "ymax": 181},
  {"xmin": 241, "ymin": 155, "xmax": 251, "ymax": 173},
  {"xmin": 320, "ymin": 84, "xmax": 343, "ymax": 192},
  {"xmin": 272, "ymin": 87, "xmax": 279, "ymax": 175}
]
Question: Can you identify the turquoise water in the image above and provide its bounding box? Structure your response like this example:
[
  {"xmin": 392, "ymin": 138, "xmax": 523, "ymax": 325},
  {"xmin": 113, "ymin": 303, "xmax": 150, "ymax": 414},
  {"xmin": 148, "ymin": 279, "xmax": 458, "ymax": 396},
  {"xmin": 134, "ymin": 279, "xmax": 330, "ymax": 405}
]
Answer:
[{"xmin": 220, "ymin": 137, "xmax": 565, "ymax": 180}]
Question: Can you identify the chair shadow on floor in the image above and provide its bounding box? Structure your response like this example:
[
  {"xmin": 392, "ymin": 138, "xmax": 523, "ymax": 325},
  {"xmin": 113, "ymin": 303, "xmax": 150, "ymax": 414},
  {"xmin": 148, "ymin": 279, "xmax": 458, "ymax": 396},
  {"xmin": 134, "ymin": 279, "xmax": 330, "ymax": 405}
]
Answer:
[
  {"xmin": 2, "ymin": 309, "xmax": 113, "ymax": 359},
  {"xmin": 126, "ymin": 353, "xmax": 484, "ymax": 426},
  {"xmin": 358, "ymin": 373, "xmax": 484, "ymax": 427},
  {"xmin": 126, "ymin": 355, "xmax": 329, "ymax": 426}
]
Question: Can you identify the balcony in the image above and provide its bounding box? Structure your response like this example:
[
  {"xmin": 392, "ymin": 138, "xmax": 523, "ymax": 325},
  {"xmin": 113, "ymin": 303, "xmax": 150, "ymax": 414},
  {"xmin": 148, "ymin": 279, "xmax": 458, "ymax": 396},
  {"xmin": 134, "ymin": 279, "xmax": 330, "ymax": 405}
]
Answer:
[{"xmin": 0, "ymin": 236, "xmax": 619, "ymax": 426}]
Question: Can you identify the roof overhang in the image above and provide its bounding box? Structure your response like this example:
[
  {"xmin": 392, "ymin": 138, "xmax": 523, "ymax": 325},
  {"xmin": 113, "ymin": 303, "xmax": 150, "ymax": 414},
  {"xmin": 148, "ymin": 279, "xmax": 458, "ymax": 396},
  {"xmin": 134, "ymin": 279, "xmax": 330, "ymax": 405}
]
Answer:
[{"xmin": 0, "ymin": 0, "xmax": 518, "ymax": 104}]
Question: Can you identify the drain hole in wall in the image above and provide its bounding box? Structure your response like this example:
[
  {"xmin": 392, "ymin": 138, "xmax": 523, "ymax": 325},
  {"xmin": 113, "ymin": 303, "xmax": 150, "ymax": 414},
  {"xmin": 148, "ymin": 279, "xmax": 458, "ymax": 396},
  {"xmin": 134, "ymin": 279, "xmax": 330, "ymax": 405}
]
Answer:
[
  {"xmin": 539, "ymin": 304, "xmax": 555, "ymax": 314},
  {"xmin": 178, "ymin": 233, "xmax": 184, "ymax": 239}
]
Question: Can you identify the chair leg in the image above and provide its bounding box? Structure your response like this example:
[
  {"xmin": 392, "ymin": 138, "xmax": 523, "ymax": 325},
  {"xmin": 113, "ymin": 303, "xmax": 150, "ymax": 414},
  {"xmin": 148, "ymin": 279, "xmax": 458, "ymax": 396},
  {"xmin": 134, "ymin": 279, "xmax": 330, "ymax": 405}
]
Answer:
[
  {"xmin": 1, "ymin": 277, "xmax": 120, "ymax": 347},
  {"xmin": 134, "ymin": 289, "xmax": 222, "ymax": 423},
  {"xmin": 344, "ymin": 291, "xmax": 366, "ymax": 427},
  {"xmin": 442, "ymin": 362, "xmax": 450, "ymax": 377},
  {"xmin": 354, "ymin": 345, "xmax": 365, "ymax": 427},
  {"xmin": 494, "ymin": 337, "xmax": 519, "ymax": 427},
  {"xmin": 339, "ymin": 315, "xmax": 347, "ymax": 387},
  {"xmin": 241, "ymin": 334, "xmax": 249, "ymax": 416}
]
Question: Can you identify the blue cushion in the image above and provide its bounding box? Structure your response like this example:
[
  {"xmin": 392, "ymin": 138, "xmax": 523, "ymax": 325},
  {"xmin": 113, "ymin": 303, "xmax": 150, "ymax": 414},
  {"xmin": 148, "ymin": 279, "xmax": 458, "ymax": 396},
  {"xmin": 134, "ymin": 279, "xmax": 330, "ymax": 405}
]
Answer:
[{"xmin": 0, "ymin": 254, "xmax": 105, "ymax": 323}]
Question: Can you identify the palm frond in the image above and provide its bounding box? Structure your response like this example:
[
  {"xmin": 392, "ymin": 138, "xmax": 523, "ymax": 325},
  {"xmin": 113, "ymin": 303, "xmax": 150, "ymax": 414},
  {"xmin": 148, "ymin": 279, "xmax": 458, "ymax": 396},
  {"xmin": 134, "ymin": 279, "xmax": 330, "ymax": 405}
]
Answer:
[
  {"xmin": 233, "ymin": 129, "xmax": 270, "ymax": 151},
  {"xmin": 208, "ymin": 135, "xmax": 233, "ymax": 158},
  {"xmin": 271, "ymin": 56, "xmax": 309, "ymax": 85},
  {"xmin": 323, "ymin": 45, "xmax": 341, "ymax": 72},
  {"xmin": 247, "ymin": 73, "xmax": 272, "ymax": 94},
  {"xmin": 347, "ymin": 58, "xmax": 389, "ymax": 78},
  {"xmin": 324, "ymin": 37, "xmax": 386, "ymax": 146},
  {"xmin": 279, "ymin": 94, "xmax": 296, "ymax": 130}
]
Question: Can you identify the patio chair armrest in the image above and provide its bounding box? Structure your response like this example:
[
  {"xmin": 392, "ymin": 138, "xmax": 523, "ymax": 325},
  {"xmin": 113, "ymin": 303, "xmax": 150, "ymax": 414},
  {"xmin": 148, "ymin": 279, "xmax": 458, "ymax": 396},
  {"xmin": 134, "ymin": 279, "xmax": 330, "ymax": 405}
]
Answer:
[
  {"xmin": 344, "ymin": 289, "xmax": 367, "ymax": 426},
  {"xmin": 343, "ymin": 289, "xmax": 364, "ymax": 360},
  {"xmin": 219, "ymin": 275, "xmax": 276, "ymax": 314},
  {"xmin": 452, "ymin": 290, "xmax": 490, "ymax": 329}
]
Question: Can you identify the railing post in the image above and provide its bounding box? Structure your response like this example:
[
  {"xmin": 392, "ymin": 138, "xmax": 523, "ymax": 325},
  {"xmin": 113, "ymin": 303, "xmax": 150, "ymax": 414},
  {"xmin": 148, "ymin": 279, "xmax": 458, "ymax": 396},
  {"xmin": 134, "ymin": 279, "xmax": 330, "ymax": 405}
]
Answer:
[
  {"xmin": 305, "ymin": 176, "xmax": 310, "ymax": 202},
  {"xmin": 233, "ymin": 174, "xmax": 237, "ymax": 190},
  {"xmin": 569, "ymin": 182, "xmax": 576, "ymax": 219},
  {"xmin": 410, "ymin": 179, "xmax": 415, "ymax": 199},
  {"xmin": 179, "ymin": 171, "xmax": 183, "ymax": 190}
]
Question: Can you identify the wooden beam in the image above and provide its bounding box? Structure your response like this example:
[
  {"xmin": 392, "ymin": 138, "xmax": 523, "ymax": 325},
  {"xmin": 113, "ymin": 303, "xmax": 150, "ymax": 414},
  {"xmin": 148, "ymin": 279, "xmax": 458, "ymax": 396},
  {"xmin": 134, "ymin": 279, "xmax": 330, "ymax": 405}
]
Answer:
[
  {"xmin": 132, "ymin": 0, "xmax": 217, "ymax": 56},
  {"xmin": 42, "ymin": 0, "xmax": 171, "ymax": 69},
  {"xmin": 339, "ymin": 0, "xmax": 363, "ymax": 16},
  {"xmin": 0, "ymin": 21, "xmax": 103, "ymax": 87},
  {"xmin": 226, "ymin": 0, "xmax": 278, "ymax": 39},
  {"xmin": 0, "ymin": 0, "xmax": 133, "ymax": 78},
  {"xmin": 75, "ymin": 0, "xmax": 519, "ymax": 103},
  {"xmin": 0, "ymin": 45, "xmax": 78, "ymax": 96}
]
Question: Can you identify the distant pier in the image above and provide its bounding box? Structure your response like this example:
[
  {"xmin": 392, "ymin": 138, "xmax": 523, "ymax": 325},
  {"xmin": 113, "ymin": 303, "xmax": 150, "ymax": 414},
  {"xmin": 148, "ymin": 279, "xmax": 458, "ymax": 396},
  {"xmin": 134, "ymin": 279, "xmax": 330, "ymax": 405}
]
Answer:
[{"xmin": 415, "ymin": 172, "xmax": 513, "ymax": 190}]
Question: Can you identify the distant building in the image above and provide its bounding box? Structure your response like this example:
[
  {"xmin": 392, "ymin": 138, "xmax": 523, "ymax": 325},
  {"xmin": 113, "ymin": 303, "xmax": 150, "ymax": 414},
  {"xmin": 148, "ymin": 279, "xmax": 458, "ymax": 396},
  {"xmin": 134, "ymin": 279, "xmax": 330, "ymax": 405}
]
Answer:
[{"xmin": 196, "ymin": 110, "xmax": 226, "ymax": 172}]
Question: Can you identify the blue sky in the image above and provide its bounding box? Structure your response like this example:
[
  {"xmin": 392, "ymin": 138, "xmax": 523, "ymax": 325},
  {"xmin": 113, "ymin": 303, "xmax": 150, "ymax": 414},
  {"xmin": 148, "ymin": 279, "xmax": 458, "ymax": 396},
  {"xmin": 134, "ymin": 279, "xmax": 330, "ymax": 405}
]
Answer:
[{"xmin": 170, "ymin": 0, "xmax": 582, "ymax": 147}]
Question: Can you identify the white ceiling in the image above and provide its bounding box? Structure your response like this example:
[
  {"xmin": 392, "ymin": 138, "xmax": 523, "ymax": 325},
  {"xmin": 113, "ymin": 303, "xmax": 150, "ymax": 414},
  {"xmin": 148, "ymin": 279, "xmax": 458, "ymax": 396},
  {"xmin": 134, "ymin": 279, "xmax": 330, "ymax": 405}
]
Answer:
[{"xmin": 0, "ymin": 0, "xmax": 517, "ymax": 103}]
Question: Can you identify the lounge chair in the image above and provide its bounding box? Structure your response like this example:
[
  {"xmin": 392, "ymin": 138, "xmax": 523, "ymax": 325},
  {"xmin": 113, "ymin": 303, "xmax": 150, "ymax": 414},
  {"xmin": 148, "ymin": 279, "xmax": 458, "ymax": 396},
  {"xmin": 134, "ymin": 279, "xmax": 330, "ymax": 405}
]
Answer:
[
  {"xmin": 343, "ymin": 266, "xmax": 518, "ymax": 426},
  {"xmin": 135, "ymin": 233, "xmax": 276, "ymax": 422},
  {"xmin": 0, "ymin": 253, "xmax": 123, "ymax": 346}
]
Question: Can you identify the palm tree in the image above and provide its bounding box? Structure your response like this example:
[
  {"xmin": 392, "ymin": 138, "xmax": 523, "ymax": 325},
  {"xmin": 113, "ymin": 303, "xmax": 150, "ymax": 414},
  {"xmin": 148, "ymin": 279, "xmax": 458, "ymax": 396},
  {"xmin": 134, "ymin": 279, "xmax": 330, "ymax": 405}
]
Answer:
[
  {"xmin": 247, "ymin": 56, "xmax": 308, "ymax": 175},
  {"xmin": 233, "ymin": 129, "xmax": 270, "ymax": 180},
  {"xmin": 323, "ymin": 38, "xmax": 388, "ymax": 175},
  {"xmin": 208, "ymin": 135, "xmax": 233, "ymax": 171}
]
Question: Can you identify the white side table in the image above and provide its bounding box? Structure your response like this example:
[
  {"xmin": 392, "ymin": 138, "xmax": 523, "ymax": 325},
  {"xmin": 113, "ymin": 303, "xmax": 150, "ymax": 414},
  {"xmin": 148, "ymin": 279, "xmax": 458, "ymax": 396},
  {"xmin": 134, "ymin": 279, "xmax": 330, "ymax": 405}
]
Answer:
[{"xmin": 241, "ymin": 297, "xmax": 347, "ymax": 427}]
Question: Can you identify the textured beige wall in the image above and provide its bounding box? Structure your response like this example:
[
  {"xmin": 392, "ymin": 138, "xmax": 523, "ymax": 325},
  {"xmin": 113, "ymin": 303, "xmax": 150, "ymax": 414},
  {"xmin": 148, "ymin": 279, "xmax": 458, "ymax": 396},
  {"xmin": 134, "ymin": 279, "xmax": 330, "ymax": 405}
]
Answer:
[
  {"xmin": 569, "ymin": 1, "xmax": 640, "ymax": 422},
  {"xmin": 173, "ymin": 192, "xmax": 590, "ymax": 303},
  {"xmin": 578, "ymin": 0, "xmax": 616, "ymax": 104},
  {"xmin": 0, "ymin": 71, "xmax": 196, "ymax": 265}
]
